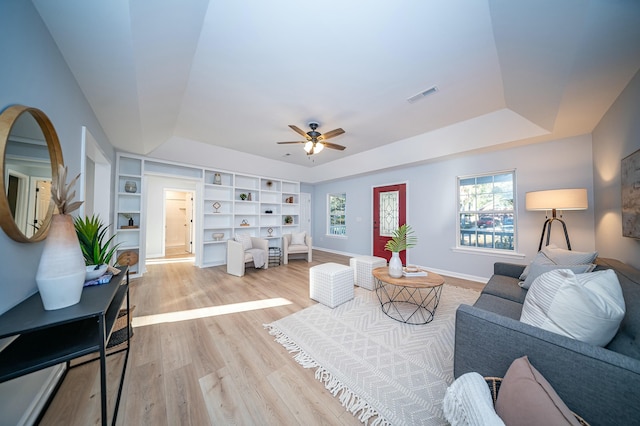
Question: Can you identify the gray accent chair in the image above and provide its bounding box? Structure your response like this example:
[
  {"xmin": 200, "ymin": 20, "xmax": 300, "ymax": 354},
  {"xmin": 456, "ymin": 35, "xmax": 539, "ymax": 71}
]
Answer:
[{"xmin": 454, "ymin": 258, "xmax": 640, "ymax": 426}]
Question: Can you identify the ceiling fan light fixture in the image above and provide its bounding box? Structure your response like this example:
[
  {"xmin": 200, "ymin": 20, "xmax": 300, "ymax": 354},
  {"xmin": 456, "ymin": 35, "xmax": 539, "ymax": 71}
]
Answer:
[
  {"xmin": 304, "ymin": 141, "xmax": 314, "ymax": 153},
  {"xmin": 314, "ymin": 142, "xmax": 324, "ymax": 153}
]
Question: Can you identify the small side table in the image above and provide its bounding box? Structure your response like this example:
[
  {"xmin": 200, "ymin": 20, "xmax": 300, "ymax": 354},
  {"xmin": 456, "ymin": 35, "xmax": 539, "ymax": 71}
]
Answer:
[
  {"xmin": 372, "ymin": 267, "xmax": 445, "ymax": 325},
  {"xmin": 269, "ymin": 247, "xmax": 281, "ymax": 267}
]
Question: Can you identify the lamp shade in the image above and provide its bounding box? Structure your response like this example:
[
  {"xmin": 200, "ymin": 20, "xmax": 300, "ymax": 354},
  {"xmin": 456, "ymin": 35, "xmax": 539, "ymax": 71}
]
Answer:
[{"xmin": 525, "ymin": 188, "xmax": 588, "ymax": 211}]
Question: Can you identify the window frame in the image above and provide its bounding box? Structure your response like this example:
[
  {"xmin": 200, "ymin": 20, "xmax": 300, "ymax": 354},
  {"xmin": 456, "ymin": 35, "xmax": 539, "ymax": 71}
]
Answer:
[
  {"xmin": 456, "ymin": 170, "xmax": 517, "ymax": 253},
  {"xmin": 326, "ymin": 192, "xmax": 347, "ymax": 238}
]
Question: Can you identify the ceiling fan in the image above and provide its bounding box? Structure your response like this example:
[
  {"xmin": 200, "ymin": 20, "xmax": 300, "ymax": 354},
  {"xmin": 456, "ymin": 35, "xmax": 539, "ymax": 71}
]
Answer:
[{"xmin": 277, "ymin": 122, "xmax": 346, "ymax": 155}]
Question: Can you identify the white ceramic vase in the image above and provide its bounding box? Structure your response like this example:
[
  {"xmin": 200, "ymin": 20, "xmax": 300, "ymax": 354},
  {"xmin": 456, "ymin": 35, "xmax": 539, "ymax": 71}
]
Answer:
[
  {"xmin": 388, "ymin": 251, "xmax": 403, "ymax": 278},
  {"xmin": 36, "ymin": 214, "xmax": 86, "ymax": 310}
]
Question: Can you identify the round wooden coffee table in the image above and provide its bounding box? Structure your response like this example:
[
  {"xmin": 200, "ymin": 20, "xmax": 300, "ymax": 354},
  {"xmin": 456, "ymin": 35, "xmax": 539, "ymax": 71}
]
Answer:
[{"xmin": 372, "ymin": 267, "xmax": 445, "ymax": 325}]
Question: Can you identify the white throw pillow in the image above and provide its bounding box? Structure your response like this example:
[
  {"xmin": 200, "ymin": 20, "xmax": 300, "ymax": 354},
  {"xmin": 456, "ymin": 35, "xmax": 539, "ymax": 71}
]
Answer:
[
  {"xmin": 443, "ymin": 372, "xmax": 505, "ymax": 426},
  {"xmin": 541, "ymin": 244, "xmax": 598, "ymax": 266},
  {"xmin": 520, "ymin": 269, "xmax": 625, "ymax": 346},
  {"xmin": 235, "ymin": 233, "xmax": 252, "ymax": 250},
  {"xmin": 291, "ymin": 232, "xmax": 306, "ymax": 246},
  {"xmin": 519, "ymin": 262, "xmax": 596, "ymax": 289}
]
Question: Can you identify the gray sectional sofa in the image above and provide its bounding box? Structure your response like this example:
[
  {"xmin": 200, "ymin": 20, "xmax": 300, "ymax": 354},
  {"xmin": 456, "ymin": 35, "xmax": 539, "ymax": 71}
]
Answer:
[{"xmin": 454, "ymin": 258, "xmax": 640, "ymax": 426}]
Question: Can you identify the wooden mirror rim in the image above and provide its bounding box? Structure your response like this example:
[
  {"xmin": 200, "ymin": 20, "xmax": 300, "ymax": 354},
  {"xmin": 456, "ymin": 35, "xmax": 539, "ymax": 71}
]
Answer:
[{"xmin": 0, "ymin": 105, "xmax": 64, "ymax": 243}]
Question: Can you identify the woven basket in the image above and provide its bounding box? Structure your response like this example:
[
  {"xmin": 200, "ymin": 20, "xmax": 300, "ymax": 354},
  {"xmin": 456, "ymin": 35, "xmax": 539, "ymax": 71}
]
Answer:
[
  {"xmin": 107, "ymin": 305, "xmax": 135, "ymax": 350},
  {"xmin": 484, "ymin": 377, "xmax": 589, "ymax": 426}
]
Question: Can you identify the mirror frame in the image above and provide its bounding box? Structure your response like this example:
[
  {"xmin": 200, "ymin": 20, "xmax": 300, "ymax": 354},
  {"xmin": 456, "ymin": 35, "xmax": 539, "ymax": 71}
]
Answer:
[{"xmin": 0, "ymin": 105, "xmax": 64, "ymax": 243}]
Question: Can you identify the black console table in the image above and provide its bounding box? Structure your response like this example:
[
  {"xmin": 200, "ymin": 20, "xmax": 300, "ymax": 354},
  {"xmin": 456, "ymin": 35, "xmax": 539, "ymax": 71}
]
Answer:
[{"xmin": 0, "ymin": 267, "xmax": 130, "ymax": 426}]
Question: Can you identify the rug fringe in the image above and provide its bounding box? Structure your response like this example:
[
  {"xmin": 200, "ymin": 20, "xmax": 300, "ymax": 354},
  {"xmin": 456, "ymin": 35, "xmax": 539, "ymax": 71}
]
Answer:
[{"xmin": 264, "ymin": 324, "xmax": 391, "ymax": 426}]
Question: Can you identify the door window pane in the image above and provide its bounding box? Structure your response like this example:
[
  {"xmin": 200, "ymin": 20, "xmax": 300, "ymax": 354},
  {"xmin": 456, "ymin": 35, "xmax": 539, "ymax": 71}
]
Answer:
[{"xmin": 379, "ymin": 190, "xmax": 399, "ymax": 237}]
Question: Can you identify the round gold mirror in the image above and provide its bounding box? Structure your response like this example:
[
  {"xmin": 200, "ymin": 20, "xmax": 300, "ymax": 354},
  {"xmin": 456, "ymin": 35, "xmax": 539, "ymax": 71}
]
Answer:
[{"xmin": 0, "ymin": 105, "xmax": 64, "ymax": 243}]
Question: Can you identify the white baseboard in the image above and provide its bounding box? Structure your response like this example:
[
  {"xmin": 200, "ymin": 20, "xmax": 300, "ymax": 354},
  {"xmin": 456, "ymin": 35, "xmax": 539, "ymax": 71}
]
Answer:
[{"xmin": 312, "ymin": 247, "xmax": 489, "ymax": 283}]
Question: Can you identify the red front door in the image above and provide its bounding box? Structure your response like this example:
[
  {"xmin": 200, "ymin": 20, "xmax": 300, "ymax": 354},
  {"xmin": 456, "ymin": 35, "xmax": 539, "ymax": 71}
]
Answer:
[{"xmin": 373, "ymin": 183, "xmax": 407, "ymax": 264}]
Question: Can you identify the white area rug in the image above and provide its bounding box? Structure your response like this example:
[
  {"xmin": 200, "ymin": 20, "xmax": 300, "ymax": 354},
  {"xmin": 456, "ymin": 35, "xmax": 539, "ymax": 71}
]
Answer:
[{"xmin": 264, "ymin": 285, "xmax": 479, "ymax": 425}]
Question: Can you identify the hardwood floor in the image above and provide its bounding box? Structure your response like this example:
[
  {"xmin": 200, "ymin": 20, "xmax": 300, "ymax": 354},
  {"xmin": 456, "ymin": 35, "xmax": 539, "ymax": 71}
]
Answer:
[{"xmin": 40, "ymin": 251, "xmax": 483, "ymax": 425}]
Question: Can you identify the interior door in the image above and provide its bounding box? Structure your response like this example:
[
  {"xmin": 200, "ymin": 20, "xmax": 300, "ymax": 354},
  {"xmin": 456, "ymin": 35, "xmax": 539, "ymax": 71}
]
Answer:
[
  {"xmin": 185, "ymin": 193, "xmax": 193, "ymax": 253},
  {"xmin": 299, "ymin": 192, "xmax": 311, "ymax": 236},
  {"xmin": 373, "ymin": 183, "xmax": 407, "ymax": 264}
]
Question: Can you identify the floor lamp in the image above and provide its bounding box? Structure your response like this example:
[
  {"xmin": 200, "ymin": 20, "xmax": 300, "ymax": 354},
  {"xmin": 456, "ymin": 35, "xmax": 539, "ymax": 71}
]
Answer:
[{"xmin": 525, "ymin": 188, "xmax": 588, "ymax": 251}]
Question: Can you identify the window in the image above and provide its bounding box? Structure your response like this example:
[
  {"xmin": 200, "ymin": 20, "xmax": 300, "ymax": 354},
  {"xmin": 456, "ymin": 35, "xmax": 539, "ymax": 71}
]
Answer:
[
  {"xmin": 457, "ymin": 171, "xmax": 515, "ymax": 251},
  {"xmin": 327, "ymin": 193, "xmax": 346, "ymax": 236}
]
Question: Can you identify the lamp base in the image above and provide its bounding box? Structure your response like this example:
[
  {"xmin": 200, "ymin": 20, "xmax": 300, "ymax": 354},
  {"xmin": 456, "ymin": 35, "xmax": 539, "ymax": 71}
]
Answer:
[{"xmin": 537, "ymin": 209, "xmax": 572, "ymax": 251}]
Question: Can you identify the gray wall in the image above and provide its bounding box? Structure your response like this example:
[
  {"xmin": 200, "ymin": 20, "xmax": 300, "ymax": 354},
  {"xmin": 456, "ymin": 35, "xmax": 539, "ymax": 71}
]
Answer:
[
  {"xmin": 593, "ymin": 69, "xmax": 640, "ymax": 269},
  {"xmin": 311, "ymin": 134, "xmax": 596, "ymax": 280},
  {"xmin": 0, "ymin": 2, "xmax": 116, "ymax": 423},
  {"xmin": 0, "ymin": 1, "xmax": 114, "ymax": 314}
]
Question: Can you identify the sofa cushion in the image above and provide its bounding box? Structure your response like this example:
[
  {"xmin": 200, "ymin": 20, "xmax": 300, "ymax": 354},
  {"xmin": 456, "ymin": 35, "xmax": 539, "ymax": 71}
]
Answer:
[
  {"xmin": 520, "ymin": 269, "xmax": 625, "ymax": 346},
  {"xmin": 519, "ymin": 251, "xmax": 556, "ymax": 280},
  {"xmin": 520, "ymin": 245, "xmax": 598, "ymax": 281},
  {"xmin": 482, "ymin": 274, "xmax": 527, "ymax": 304},
  {"xmin": 519, "ymin": 262, "xmax": 596, "ymax": 289},
  {"xmin": 474, "ymin": 294, "xmax": 523, "ymax": 320},
  {"xmin": 495, "ymin": 356, "xmax": 581, "ymax": 426},
  {"xmin": 599, "ymin": 258, "xmax": 640, "ymax": 359},
  {"xmin": 541, "ymin": 244, "xmax": 598, "ymax": 265},
  {"xmin": 443, "ymin": 372, "xmax": 505, "ymax": 426}
]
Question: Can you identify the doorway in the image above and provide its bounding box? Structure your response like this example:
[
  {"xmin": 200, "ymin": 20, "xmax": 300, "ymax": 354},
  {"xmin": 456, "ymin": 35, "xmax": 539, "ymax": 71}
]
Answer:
[
  {"xmin": 164, "ymin": 190, "xmax": 194, "ymax": 258},
  {"xmin": 373, "ymin": 183, "xmax": 407, "ymax": 263},
  {"xmin": 80, "ymin": 127, "xmax": 111, "ymax": 223}
]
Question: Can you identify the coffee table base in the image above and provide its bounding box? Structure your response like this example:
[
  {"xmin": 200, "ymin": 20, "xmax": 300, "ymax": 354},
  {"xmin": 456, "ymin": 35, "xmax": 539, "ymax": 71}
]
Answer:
[{"xmin": 375, "ymin": 279, "xmax": 443, "ymax": 324}]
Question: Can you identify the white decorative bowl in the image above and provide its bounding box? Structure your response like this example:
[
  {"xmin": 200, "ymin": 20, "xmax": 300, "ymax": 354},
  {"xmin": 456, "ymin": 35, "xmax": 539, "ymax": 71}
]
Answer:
[
  {"xmin": 213, "ymin": 232, "xmax": 224, "ymax": 241},
  {"xmin": 85, "ymin": 264, "xmax": 108, "ymax": 280}
]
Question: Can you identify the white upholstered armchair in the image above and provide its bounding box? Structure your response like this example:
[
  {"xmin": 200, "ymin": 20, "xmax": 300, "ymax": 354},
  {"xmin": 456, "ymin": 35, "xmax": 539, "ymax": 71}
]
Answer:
[
  {"xmin": 226, "ymin": 235, "xmax": 269, "ymax": 277},
  {"xmin": 283, "ymin": 232, "xmax": 312, "ymax": 264}
]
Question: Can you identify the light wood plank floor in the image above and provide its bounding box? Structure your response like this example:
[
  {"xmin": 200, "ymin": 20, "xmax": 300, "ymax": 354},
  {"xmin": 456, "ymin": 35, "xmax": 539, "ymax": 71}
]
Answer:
[{"xmin": 40, "ymin": 251, "xmax": 484, "ymax": 425}]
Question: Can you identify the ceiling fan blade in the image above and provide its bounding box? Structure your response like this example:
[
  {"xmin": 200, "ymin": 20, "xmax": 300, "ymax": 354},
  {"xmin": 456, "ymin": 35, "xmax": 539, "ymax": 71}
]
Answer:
[
  {"xmin": 277, "ymin": 141, "xmax": 305, "ymax": 145},
  {"xmin": 288, "ymin": 125, "xmax": 310, "ymax": 139},
  {"xmin": 323, "ymin": 141, "xmax": 346, "ymax": 151},
  {"xmin": 319, "ymin": 128, "xmax": 345, "ymax": 140}
]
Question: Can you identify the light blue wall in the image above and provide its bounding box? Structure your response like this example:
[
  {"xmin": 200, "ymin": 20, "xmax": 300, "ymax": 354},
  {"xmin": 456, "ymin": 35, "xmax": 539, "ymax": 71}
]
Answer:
[
  {"xmin": 0, "ymin": 1, "xmax": 114, "ymax": 313},
  {"xmin": 311, "ymin": 135, "xmax": 596, "ymax": 280},
  {"xmin": 593, "ymin": 69, "xmax": 640, "ymax": 269},
  {"xmin": 0, "ymin": 2, "xmax": 116, "ymax": 421}
]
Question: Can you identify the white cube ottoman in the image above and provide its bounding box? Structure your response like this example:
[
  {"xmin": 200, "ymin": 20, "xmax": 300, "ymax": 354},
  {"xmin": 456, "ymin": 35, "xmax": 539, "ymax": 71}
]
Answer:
[
  {"xmin": 350, "ymin": 256, "xmax": 387, "ymax": 291},
  {"xmin": 310, "ymin": 262, "xmax": 354, "ymax": 308}
]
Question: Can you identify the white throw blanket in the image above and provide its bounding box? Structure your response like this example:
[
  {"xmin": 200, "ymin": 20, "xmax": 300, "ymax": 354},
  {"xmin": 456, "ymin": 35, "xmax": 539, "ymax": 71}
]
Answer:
[{"xmin": 246, "ymin": 248, "xmax": 265, "ymax": 268}]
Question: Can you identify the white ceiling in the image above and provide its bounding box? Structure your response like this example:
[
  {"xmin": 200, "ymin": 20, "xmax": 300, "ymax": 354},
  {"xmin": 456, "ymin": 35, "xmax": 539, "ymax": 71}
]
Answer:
[{"xmin": 32, "ymin": 0, "xmax": 640, "ymax": 170}]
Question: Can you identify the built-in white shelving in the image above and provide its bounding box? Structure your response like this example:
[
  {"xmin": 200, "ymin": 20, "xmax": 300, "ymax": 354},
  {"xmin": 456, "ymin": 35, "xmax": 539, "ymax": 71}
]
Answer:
[
  {"xmin": 115, "ymin": 154, "xmax": 301, "ymax": 272},
  {"xmin": 114, "ymin": 155, "xmax": 143, "ymax": 277},
  {"xmin": 202, "ymin": 172, "xmax": 300, "ymax": 267}
]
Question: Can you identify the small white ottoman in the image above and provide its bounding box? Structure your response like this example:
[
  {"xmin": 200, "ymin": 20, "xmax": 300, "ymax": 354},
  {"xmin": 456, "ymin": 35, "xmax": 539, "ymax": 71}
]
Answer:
[
  {"xmin": 310, "ymin": 262, "xmax": 354, "ymax": 308},
  {"xmin": 350, "ymin": 256, "xmax": 387, "ymax": 291}
]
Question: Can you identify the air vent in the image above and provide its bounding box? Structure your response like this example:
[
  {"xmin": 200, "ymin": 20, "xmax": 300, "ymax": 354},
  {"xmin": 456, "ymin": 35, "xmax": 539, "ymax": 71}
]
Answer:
[{"xmin": 407, "ymin": 86, "xmax": 438, "ymax": 104}]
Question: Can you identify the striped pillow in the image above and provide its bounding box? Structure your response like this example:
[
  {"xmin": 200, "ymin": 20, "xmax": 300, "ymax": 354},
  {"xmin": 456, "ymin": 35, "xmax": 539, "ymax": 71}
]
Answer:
[
  {"xmin": 520, "ymin": 269, "xmax": 625, "ymax": 346},
  {"xmin": 519, "ymin": 262, "xmax": 596, "ymax": 289}
]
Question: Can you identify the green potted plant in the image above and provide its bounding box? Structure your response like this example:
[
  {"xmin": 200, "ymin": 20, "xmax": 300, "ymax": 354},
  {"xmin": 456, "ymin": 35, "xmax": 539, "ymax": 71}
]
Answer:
[
  {"xmin": 74, "ymin": 214, "xmax": 120, "ymax": 278},
  {"xmin": 239, "ymin": 193, "xmax": 248, "ymax": 200},
  {"xmin": 384, "ymin": 224, "xmax": 417, "ymax": 278},
  {"xmin": 284, "ymin": 215, "xmax": 293, "ymax": 224}
]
